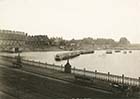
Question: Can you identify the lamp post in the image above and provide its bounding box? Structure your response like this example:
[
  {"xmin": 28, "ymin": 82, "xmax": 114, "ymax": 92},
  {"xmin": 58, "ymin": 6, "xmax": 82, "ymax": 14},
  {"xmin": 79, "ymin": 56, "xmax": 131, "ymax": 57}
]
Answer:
[{"xmin": 64, "ymin": 59, "xmax": 71, "ymax": 73}]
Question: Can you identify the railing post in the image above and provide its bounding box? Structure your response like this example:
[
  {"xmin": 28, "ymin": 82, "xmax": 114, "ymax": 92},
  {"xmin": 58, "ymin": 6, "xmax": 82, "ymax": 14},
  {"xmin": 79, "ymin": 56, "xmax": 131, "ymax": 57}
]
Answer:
[
  {"xmin": 45, "ymin": 62, "xmax": 47, "ymax": 68},
  {"xmin": 73, "ymin": 67, "xmax": 75, "ymax": 74},
  {"xmin": 122, "ymin": 74, "xmax": 124, "ymax": 85},
  {"xmin": 95, "ymin": 70, "xmax": 97, "ymax": 79},
  {"xmin": 139, "ymin": 77, "xmax": 140, "ymax": 87},
  {"xmin": 108, "ymin": 72, "xmax": 110, "ymax": 82},
  {"xmin": 53, "ymin": 63, "xmax": 55, "ymax": 70},
  {"xmin": 84, "ymin": 68, "xmax": 86, "ymax": 76},
  {"xmin": 61, "ymin": 64, "xmax": 63, "ymax": 71},
  {"xmin": 38, "ymin": 61, "xmax": 40, "ymax": 67}
]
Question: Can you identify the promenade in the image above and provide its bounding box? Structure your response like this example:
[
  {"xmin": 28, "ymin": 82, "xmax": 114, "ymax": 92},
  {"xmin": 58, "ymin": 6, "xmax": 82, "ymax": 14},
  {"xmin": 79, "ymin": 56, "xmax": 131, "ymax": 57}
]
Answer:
[
  {"xmin": 0, "ymin": 56, "xmax": 116, "ymax": 99},
  {"xmin": 0, "ymin": 56, "xmax": 140, "ymax": 98}
]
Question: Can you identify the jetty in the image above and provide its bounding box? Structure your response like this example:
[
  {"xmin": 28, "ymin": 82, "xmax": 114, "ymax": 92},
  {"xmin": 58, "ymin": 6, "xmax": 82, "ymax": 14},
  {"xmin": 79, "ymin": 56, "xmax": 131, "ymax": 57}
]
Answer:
[
  {"xmin": 55, "ymin": 50, "xmax": 95, "ymax": 61},
  {"xmin": 55, "ymin": 51, "xmax": 80, "ymax": 61}
]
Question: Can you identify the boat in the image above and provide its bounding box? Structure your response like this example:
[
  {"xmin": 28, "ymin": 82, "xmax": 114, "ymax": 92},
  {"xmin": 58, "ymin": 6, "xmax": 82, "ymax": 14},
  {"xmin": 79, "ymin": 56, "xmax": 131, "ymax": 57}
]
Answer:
[
  {"xmin": 114, "ymin": 50, "xmax": 121, "ymax": 53},
  {"xmin": 106, "ymin": 50, "xmax": 112, "ymax": 54},
  {"xmin": 80, "ymin": 50, "xmax": 94, "ymax": 54},
  {"xmin": 55, "ymin": 54, "xmax": 62, "ymax": 61},
  {"xmin": 55, "ymin": 51, "xmax": 80, "ymax": 61}
]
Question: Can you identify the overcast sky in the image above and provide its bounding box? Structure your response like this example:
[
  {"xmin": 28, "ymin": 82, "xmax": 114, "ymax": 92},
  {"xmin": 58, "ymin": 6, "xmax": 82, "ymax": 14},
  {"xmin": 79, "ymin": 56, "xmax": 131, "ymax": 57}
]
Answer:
[{"xmin": 0, "ymin": 0, "xmax": 139, "ymax": 43}]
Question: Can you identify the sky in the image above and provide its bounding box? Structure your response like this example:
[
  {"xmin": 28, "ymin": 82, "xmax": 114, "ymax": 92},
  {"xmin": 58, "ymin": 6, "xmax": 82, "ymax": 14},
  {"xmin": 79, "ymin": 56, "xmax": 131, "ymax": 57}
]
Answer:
[{"xmin": 0, "ymin": 0, "xmax": 139, "ymax": 43}]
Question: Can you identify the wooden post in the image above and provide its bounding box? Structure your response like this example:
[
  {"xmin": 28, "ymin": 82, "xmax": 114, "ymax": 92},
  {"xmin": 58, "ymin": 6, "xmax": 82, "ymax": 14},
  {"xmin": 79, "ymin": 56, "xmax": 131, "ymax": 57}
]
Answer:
[
  {"xmin": 108, "ymin": 72, "xmax": 110, "ymax": 82},
  {"xmin": 122, "ymin": 74, "xmax": 124, "ymax": 85}
]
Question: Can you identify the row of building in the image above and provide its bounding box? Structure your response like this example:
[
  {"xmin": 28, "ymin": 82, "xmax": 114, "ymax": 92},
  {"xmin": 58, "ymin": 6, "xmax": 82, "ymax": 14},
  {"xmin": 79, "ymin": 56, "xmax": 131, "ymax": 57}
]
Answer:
[
  {"xmin": 0, "ymin": 30, "xmax": 50, "ymax": 52},
  {"xmin": 0, "ymin": 29, "xmax": 131, "ymax": 52}
]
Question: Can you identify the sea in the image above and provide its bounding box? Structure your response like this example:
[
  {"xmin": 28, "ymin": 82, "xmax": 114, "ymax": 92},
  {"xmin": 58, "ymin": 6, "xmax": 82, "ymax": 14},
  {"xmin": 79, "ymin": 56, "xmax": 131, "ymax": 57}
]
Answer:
[{"xmin": 18, "ymin": 50, "xmax": 140, "ymax": 78}]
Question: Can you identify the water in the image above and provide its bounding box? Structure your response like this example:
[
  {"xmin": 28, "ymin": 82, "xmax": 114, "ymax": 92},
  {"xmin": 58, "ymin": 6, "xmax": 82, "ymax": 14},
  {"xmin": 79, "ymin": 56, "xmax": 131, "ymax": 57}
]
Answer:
[{"xmin": 2, "ymin": 50, "xmax": 140, "ymax": 78}]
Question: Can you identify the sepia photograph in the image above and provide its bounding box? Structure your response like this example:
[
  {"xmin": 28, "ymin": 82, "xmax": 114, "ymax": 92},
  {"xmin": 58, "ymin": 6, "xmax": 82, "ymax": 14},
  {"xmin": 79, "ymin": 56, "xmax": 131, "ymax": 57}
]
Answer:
[{"xmin": 0, "ymin": 0, "xmax": 139, "ymax": 99}]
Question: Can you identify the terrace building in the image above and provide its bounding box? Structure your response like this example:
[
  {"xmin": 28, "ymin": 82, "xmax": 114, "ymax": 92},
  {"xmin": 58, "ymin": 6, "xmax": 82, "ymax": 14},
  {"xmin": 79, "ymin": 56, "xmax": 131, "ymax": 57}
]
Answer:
[{"xmin": 0, "ymin": 30, "xmax": 27, "ymax": 52}]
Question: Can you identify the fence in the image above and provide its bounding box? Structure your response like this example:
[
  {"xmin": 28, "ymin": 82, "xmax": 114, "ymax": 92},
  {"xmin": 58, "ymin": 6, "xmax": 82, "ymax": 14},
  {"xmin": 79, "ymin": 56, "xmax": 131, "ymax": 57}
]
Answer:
[
  {"xmin": 21, "ymin": 59, "xmax": 64, "ymax": 71},
  {"xmin": 21, "ymin": 58, "xmax": 140, "ymax": 87}
]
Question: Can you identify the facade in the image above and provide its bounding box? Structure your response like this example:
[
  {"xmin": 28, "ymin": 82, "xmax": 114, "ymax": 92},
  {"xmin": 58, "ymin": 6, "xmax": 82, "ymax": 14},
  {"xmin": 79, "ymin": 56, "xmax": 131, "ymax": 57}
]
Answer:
[
  {"xmin": 0, "ymin": 30, "xmax": 27, "ymax": 52},
  {"xmin": 26, "ymin": 35, "xmax": 50, "ymax": 49}
]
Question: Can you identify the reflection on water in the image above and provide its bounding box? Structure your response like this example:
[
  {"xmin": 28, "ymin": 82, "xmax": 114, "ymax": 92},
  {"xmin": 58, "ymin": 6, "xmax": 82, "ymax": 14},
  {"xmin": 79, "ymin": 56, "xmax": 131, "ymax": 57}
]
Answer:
[{"xmin": 1, "ymin": 50, "xmax": 140, "ymax": 78}]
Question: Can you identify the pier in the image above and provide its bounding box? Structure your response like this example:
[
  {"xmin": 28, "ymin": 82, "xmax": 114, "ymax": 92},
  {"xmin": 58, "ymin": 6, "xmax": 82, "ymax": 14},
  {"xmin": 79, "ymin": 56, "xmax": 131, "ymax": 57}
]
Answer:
[
  {"xmin": 55, "ymin": 51, "xmax": 80, "ymax": 61},
  {"xmin": 55, "ymin": 50, "xmax": 94, "ymax": 61}
]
